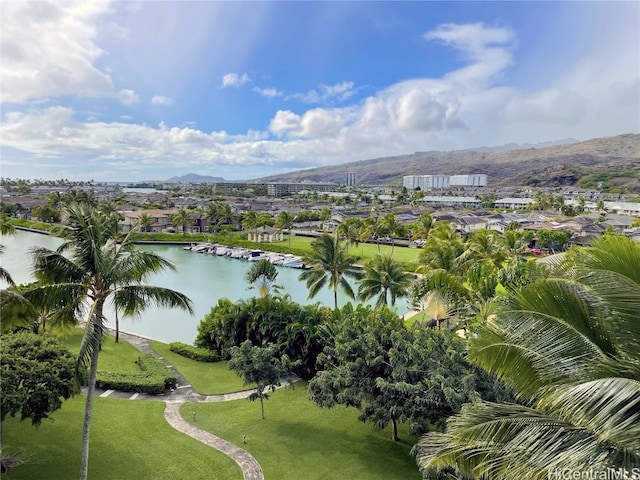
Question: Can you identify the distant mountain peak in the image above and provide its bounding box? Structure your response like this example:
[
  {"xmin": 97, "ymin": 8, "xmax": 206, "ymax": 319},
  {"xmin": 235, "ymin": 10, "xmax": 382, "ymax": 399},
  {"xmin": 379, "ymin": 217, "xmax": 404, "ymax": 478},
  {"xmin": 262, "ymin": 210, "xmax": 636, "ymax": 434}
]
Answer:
[{"xmin": 165, "ymin": 173, "xmax": 226, "ymax": 183}]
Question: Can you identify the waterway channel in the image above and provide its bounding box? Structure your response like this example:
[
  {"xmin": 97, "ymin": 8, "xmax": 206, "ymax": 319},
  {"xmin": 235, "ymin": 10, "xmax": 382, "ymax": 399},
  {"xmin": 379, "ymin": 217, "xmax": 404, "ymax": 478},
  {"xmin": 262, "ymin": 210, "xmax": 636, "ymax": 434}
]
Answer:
[{"xmin": 1, "ymin": 230, "xmax": 409, "ymax": 344}]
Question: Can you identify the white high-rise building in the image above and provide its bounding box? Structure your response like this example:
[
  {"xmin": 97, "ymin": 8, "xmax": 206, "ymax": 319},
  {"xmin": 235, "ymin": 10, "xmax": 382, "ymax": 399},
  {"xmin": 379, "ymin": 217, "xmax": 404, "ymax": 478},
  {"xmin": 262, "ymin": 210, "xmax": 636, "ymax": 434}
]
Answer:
[
  {"xmin": 449, "ymin": 174, "xmax": 487, "ymax": 187},
  {"xmin": 403, "ymin": 175, "xmax": 450, "ymax": 190},
  {"xmin": 346, "ymin": 171, "xmax": 357, "ymax": 186}
]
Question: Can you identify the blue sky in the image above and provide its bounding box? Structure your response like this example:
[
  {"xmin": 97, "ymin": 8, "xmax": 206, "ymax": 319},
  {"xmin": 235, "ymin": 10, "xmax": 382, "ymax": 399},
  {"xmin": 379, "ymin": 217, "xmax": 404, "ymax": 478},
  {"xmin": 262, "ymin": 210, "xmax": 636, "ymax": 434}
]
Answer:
[{"xmin": 1, "ymin": 1, "xmax": 638, "ymax": 182}]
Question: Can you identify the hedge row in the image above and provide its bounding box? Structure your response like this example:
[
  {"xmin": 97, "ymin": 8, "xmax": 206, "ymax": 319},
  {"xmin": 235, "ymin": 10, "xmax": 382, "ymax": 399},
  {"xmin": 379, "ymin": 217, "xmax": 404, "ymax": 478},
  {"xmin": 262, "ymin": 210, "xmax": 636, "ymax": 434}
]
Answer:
[
  {"xmin": 169, "ymin": 342, "xmax": 218, "ymax": 362},
  {"xmin": 94, "ymin": 354, "xmax": 176, "ymax": 394}
]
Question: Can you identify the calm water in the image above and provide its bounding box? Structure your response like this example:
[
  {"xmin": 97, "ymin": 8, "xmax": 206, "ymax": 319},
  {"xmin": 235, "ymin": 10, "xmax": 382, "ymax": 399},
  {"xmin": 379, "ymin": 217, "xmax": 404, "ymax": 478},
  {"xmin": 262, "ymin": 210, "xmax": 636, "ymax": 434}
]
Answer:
[{"xmin": 1, "ymin": 230, "xmax": 409, "ymax": 344}]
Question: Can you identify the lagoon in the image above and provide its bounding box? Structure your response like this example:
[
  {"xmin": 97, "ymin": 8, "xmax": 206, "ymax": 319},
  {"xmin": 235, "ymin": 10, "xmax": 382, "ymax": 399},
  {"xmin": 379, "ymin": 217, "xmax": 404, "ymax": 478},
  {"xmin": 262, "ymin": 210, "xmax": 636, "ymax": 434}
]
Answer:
[{"xmin": 1, "ymin": 230, "xmax": 409, "ymax": 344}]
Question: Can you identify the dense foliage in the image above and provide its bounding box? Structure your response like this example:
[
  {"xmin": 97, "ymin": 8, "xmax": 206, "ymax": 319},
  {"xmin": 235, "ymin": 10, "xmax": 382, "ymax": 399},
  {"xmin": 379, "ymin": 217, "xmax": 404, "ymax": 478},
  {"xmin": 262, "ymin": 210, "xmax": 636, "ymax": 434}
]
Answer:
[
  {"xmin": 169, "ymin": 342, "xmax": 218, "ymax": 362},
  {"xmin": 0, "ymin": 331, "xmax": 75, "ymax": 425},
  {"xmin": 195, "ymin": 295, "xmax": 331, "ymax": 379}
]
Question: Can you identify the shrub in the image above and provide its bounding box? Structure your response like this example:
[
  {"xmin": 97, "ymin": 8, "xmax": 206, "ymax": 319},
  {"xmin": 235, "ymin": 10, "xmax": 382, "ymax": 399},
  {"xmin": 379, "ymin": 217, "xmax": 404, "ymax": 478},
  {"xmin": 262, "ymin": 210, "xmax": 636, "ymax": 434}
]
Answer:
[
  {"xmin": 95, "ymin": 354, "xmax": 176, "ymax": 394},
  {"xmin": 169, "ymin": 342, "xmax": 218, "ymax": 362}
]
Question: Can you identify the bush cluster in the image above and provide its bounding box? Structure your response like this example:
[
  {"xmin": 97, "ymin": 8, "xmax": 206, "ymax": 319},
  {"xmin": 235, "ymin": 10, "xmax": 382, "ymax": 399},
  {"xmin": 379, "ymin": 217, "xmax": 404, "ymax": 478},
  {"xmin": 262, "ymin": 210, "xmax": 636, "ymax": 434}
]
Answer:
[
  {"xmin": 169, "ymin": 342, "xmax": 218, "ymax": 362},
  {"xmin": 95, "ymin": 354, "xmax": 176, "ymax": 394}
]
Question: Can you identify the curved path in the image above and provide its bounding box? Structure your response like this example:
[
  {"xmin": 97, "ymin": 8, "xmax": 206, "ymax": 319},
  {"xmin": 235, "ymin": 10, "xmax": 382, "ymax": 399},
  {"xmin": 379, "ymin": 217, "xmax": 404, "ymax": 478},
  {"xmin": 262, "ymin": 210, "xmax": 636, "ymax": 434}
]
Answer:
[{"xmin": 102, "ymin": 329, "xmax": 267, "ymax": 480}]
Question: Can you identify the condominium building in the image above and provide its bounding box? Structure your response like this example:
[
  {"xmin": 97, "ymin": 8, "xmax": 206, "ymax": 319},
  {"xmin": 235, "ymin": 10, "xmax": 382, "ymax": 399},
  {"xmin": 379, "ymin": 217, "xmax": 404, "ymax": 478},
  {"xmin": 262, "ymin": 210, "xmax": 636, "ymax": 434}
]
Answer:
[{"xmin": 449, "ymin": 174, "xmax": 488, "ymax": 187}]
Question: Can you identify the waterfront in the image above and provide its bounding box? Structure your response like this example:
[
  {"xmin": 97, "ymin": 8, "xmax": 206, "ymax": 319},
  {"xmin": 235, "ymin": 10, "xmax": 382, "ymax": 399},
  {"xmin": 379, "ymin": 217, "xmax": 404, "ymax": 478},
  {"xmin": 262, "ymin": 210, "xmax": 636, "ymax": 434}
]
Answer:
[{"xmin": 1, "ymin": 230, "xmax": 409, "ymax": 344}]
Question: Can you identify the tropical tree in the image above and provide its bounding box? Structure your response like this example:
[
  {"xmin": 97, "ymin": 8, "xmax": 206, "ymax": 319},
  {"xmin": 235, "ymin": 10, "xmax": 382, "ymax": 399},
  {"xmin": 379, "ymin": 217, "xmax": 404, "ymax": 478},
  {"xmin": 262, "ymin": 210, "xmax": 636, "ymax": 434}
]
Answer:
[
  {"xmin": 171, "ymin": 208, "xmax": 191, "ymax": 236},
  {"xmin": 298, "ymin": 233, "xmax": 362, "ymax": 309},
  {"xmin": 415, "ymin": 235, "xmax": 640, "ymax": 479},
  {"xmin": 275, "ymin": 211, "xmax": 296, "ymax": 251},
  {"xmin": 380, "ymin": 212, "xmax": 406, "ymax": 254},
  {"xmin": 410, "ymin": 213, "xmax": 434, "ymax": 242},
  {"xmin": 245, "ymin": 259, "xmax": 281, "ymax": 298},
  {"xmin": 335, "ymin": 217, "xmax": 363, "ymax": 253},
  {"xmin": 358, "ymin": 253, "xmax": 413, "ymax": 307},
  {"xmin": 26, "ymin": 204, "xmax": 193, "ymax": 480},
  {"xmin": 138, "ymin": 212, "xmax": 153, "ymax": 233},
  {"xmin": 242, "ymin": 210, "xmax": 260, "ymax": 242},
  {"xmin": 418, "ymin": 223, "xmax": 465, "ymax": 274},
  {"xmin": 228, "ymin": 340, "xmax": 292, "ymax": 420},
  {"xmin": 459, "ymin": 229, "xmax": 507, "ymax": 271}
]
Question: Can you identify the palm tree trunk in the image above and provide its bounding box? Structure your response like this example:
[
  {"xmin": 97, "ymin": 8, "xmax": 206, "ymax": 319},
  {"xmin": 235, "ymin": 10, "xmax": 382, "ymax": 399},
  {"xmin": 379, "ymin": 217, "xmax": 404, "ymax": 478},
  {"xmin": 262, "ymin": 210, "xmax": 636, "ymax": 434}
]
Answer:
[
  {"xmin": 115, "ymin": 309, "xmax": 119, "ymax": 343},
  {"xmin": 79, "ymin": 336, "xmax": 100, "ymax": 480},
  {"xmin": 260, "ymin": 396, "xmax": 265, "ymax": 420},
  {"xmin": 334, "ymin": 288, "xmax": 338, "ymax": 310}
]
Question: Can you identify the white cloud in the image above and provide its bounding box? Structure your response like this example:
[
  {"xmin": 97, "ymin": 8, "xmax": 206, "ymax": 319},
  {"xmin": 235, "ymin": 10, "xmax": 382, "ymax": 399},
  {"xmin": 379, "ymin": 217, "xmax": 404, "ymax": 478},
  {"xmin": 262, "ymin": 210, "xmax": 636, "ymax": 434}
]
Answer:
[
  {"xmin": 221, "ymin": 73, "xmax": 251, "ymax": 88},
  {"xmin": 151, "ymin": 95, "xmax": 174, "ymax": 106},
  {"xmin": 115, "ymin": 89, "xmax": 140, "ymax": 106},
  {"xmin": 0, "ymin": 0, "xmax": 115, "ymax": 103},
  {"xmin": 288, "ymin": 81, "xmax": 357, "ymax": 104},
  {"xmin": 253, "ymin": 87, "xmax": 283, "ymax": 98}
]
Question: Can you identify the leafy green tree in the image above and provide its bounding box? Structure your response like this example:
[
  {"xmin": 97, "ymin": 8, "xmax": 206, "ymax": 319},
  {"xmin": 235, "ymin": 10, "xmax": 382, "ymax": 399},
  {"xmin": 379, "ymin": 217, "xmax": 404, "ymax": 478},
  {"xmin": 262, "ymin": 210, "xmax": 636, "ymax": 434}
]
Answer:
[
  {"xmin": 0, "ymin": 331, "xmax": 75, "ymax": 426},
  {"xmin": 228, "ymin": 340, "xmax": 292, "ymax": 420},
  {"xmin": 299, "ymin": 233, "xmax": 362, "ymax": 309},
  {"xmin": 245, "ymin": 258, "xmax": 281, "ymax": 298},
  {"xmin": 358, "ymin": 253, "xmax": 413, "ymax": 307},
  {"xmin": 310, "ymin": 306, "xmax": 494, "ymax": 442},
  {"xmin": 415, "ymin": 235, "xmax": 640, "ymax": 479},
  {"xmin": 26, "ymin": 204, "xmax": 193, "ymax": 480},
  {"xmin": 536, "ymin": 229, "xmax": 569, "ymax": 253}
]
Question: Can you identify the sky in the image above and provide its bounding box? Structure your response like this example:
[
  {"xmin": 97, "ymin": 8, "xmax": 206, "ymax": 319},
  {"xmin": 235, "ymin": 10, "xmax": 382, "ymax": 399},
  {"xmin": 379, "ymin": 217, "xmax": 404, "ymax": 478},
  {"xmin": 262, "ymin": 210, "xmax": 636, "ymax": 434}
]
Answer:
[{"xmin": 0, "ymin": 1, "xmax": 638, "ymax": 182}]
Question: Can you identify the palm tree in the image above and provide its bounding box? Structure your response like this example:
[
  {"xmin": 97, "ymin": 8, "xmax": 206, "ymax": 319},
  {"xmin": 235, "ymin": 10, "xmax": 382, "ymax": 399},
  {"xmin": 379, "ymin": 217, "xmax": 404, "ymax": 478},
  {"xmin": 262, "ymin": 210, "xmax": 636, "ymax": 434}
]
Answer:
[
  {"xmin": 418, "ymin": 223, "xmax": 465, "ymax": 274},
  {"xmin": 358, "ymin": 253, "xmax": 413, "ymax": 307},
  {"xmin": 245, "ymin": 259, "xmax": 281, "ymax": 298},
  {"xmin": 205, "ymin": 202, "xmax": 222, "ymax": 234},
  {"xmin": 459, "ymin": 229, "xmax": 507, "ymax": 271},
  {"xmin": 415, "ymin": 235, "xmax": 640, "ymax": 479},
  {"xmin": 242, "ymin": 210, "xmax": 260, "ymax": 242},
  {"xmin": 138, "ymin": 212, "xmax": 153, "ymax": 233},
  {"xmin": 275, "ymin": 211, "xmax": 295, "ymax": 251},
  {"xmin": 336, "ymin": 217, "xmax": 363, "ymax": 254},
  {"xmin": 298, "ymin": 233, "xmax": 362, "ymax": 309},
  {"xmin": 27, "ymin": 204, "xmax": 193, "ymax": 480},
  {"xmin": 410, "ymin": 213, "xmax": 434, "ymax": 242},
  {"xmin": 380, "ymin": 212, "xmax": 405, "ymax": 254},
  {"xmin": 171, "ymin": 208, "xmax": 191, "ymax": 236}
]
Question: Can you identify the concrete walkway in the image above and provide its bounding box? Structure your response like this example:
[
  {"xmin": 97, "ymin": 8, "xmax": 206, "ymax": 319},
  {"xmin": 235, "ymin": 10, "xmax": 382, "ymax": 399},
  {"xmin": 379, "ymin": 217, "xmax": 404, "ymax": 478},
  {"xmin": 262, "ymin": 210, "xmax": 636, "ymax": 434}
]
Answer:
[
  {"xmin": 103, "ymin": 328, "xmax": 268, "ymax": 480},
  {"xmin": 164, "ymin": 401, "xmax": 263, "ymax": 480}
]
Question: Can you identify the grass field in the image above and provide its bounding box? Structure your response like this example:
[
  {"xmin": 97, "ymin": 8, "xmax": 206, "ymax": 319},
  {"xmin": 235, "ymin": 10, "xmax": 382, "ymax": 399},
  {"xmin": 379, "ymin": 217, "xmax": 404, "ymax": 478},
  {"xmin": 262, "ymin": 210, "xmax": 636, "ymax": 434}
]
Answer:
[
  {"xmin": 2, "ymin": 397, "xmax": 242, "ymax": 480},
  {"xmin": 149, "ymin": 341, "xmax": 248, "ymax": 394},
  {"xmin": 183, "ymin": 382, "xmax": 422, "ymax": 480},
  {"xmin": 272, "ymin": 234, "xmax": 422, "ymax": 265},
  {"xmin": 61, "ymin": 329, "xmax": 144, "ymax": 373}
]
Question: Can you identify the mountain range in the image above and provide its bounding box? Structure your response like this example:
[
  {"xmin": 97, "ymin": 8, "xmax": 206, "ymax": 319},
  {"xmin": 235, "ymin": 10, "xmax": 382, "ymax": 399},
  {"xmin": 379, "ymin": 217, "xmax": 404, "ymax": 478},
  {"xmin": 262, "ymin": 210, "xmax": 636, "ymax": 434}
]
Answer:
[{"xmin": 256, "ymin": 133, "xmax": 640, "ymax": 191}]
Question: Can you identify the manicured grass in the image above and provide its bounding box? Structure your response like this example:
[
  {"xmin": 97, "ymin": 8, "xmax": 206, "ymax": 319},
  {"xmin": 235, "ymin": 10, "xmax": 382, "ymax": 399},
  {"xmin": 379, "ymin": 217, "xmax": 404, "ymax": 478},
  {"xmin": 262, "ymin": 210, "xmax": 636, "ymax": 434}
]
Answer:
[
  {"xmin": 61, "ymin": 329, "xmax": 143, "ymax": 373},
  {"xmin": 1, "ymin": 396, "xmax": 242, "ymax": 480},
  {"xmin": 182, "ymin": 382, "xmax": 422, "ymax": 480},
  {"xmin": 272, "ymin": 235, "xmax": 421, "ymax": 265},
  {"xmin": 150, "ymin": 341, "xmax": 248, "ymax": 394}
]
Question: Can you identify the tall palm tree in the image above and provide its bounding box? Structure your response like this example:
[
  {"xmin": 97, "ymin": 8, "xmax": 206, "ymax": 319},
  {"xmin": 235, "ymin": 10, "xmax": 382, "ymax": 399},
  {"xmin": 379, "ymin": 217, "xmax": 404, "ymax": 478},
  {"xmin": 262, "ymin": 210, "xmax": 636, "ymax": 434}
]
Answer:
[
  {"xmin": 410, "ymin": 213, "xmax": 434, "ymax": 242},
  {"xmin": 205, "ymin": 202, "xmax": 222, "ymax": 234},
  {"xmin": 298, "ymin": 233, "xmax": 362, "ymax": 309},
  {"xmin": 358, "ymin": 253, "xmax": 413, "ymax": 307},
  {"xmin": 415, "ymin": 235, "xmax": 640, "ymax": 479},
  {"xmin": 459, "ymin": 229, "xmax": 507, "ymax": 271},
  {"xmin": 138, "ymin": 212, "xmax": 153, "ymax": 233},
  {"xmin": 275, "ymin": 211, "xmax": 295, "ymax": 251},
  {"xmin": 336, "ymin": 217, "xmax": 363, "ymax": 254},
  {"xmin": 27, "ymin": 204, "xmax": 193, "ymax": 480},
  {"xmin": 380, "ymin": 212, "xmax": 405, "ymax": 254},
  {"xmin": 242, "ymin": 210, "xmax": 260, "ymax": 242},
  {"xmin": 171, "ymin": 208, "xmax": 191, "ymax": 236}
]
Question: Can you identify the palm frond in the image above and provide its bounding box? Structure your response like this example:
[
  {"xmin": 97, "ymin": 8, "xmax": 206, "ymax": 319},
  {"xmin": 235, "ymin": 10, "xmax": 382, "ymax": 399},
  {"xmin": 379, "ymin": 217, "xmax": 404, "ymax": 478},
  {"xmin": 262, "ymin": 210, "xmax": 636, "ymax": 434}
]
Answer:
[
  {"xmin": 0, "ymin": 289, "xmax": 36, "ymax": 332},
  {"xmin": 114, "ymin": 285, "xmax": 194, "ymax": 317}
]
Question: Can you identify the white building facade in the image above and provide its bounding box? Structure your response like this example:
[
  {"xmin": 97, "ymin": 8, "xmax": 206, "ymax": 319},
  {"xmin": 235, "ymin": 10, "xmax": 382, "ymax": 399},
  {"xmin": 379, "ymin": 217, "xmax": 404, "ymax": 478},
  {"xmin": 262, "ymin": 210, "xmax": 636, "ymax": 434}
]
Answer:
[
  {"xmin": 402, "ymin": 175, "xmax": 450, "ymax": 190},
  {"xmin": 449, "ymin": 174, "xmax": 487, "ymax": 187}
]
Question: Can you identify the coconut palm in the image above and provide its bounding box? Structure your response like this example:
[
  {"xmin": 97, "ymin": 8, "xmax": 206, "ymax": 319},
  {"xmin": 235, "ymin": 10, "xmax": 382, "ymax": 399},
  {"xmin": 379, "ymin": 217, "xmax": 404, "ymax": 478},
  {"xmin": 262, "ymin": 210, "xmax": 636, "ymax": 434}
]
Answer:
[
  {"xmin": 27, "ymin": 204, "xmax": 193, "ymax": 480},
  {"xmin": 245, "ymin": 258, "xmax": 281, "ymax": 298},
  {"xmin": 275, "ymin": 211, "xmax": 296, "ymax": 251},
  {"xmin": 358, "ymin": 253, "xmax": 413, "ymax": 307},
  {"xmin": 138, "ymin": 212, "xmax": 153, "ymax": 233},
  {"xmin": 459, "ymin": 229, "xmax": 508, "ymax": 271},
  {"xmin": 336, "ymin": 217, "xmax": 363, "ymax": 253},
  {"xmin": 418, "ymin": 224, "xmax": 465, "ymax": 274},
  {"xmin": 242, "ymin": 210, "xmax": 260, "ymax": 242},
  {"xmin": 298, "ymin": 233, "xmax": 362, "ymax": 309},
  {"xmin": 171, "ymin": 208, "xmax": 191, "ymax": 236},
  {"xmin": 410, "ymin": 213, "xmax": 434, "ymax": 242},
  {"xmin": 415, "ymin": 235, "xmax": 640, "ymax": 479},
  {"xmin": 380, "ymin": 212, "xmax": 405, "ymax": 254}
]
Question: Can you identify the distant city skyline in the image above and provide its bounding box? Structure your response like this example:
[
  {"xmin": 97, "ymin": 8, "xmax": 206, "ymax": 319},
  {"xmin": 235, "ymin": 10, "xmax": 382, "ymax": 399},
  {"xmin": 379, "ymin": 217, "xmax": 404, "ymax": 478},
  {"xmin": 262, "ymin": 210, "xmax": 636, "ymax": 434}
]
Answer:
[{"xmin": 0, "ymin": 1, "xmax": 638, "ymax": 182}]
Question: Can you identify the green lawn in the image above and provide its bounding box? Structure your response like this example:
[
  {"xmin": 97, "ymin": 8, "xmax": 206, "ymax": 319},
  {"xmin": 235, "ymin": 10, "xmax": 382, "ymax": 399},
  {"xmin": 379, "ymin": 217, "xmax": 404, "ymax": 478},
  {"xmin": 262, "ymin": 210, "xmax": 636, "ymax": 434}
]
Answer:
[
  {"xmin": 273, "ymin": 235, "xmax": 421, "ymax": 266},
  {"xmin": 182, "ymin": 382, "xmax": 422, "ymax": 480},
  {"xmin": 61, "ymin": 329, "xmax": 143, "ymax": 373},
  {"xmin": 149, "ymin": 341, "xmax": 248, "ymax": 394},
  {"xmin": 2, "ymin": 396, "xmax": 242, "ymax": 480}
]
